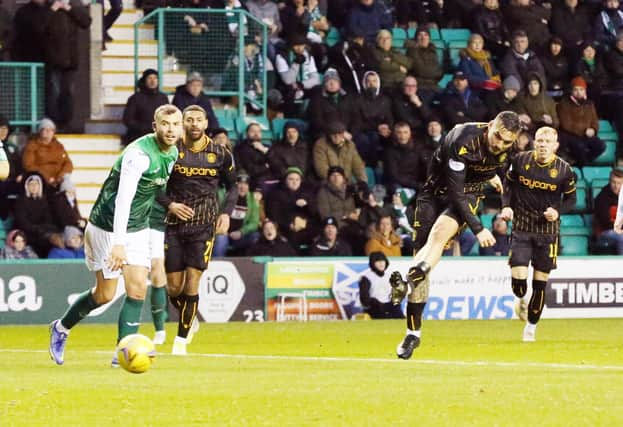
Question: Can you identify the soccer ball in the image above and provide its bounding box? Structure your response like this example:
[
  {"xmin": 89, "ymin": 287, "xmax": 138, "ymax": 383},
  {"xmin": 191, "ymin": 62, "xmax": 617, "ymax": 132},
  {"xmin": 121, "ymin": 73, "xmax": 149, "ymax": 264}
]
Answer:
[{"xmin": 116, "ymin": 334, "xmax": 156, "ymax": 374}]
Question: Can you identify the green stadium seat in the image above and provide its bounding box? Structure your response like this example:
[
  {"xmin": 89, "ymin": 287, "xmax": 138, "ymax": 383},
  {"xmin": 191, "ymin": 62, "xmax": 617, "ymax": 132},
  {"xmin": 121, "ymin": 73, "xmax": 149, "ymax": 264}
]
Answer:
[
  {"xmin": 365, "ymin": 167, "xmax": 376, "ymax": 187},
  {"xmin": 590, "ymin": 178, "xmax": 609, "ymax": 201},
  {"xmin": 560, "ymin": 214, "xmax": 585, "ymax": 227},
  {"xmin": 326, "ymin": 27, "xmax": 341, "ymax": 47},
  {"xmin": 480, "ymin": 213, "xmax": 495, "ymax": 228},
  {"xmin": 440, "ymin": 28, "xmax": 471, "ymax": 44},
  {"xmin": 590, "ymin": 140, "xmax": 616, "ymax": 165},
  {"xmin": 582, "ymin": 166, "xmax": 611, "ymax": 185},
  {"xmin": 572, "ymin": 166, "xmax": 584, "ymax": 180},
  {"xmin": 574, "ymin": 187, "xmax": 587, "ymax": 212},
  {"xmin": 448, "ymin": 41, "xmax": 467, "ymax": 67},
  {"xmin": 560, "ymin": 235, "xmax": 589, "ymax": 255},
  {"xmin": 235, "ymin": 116, "xmax": 273, "ymax": 142},
  {"xmin": 583, "ymin": 214, "xmax": 593, "ymax": 230},
  {"xmin": 438, "ymin": 73, "xmax": 453, "ymax": 88},
  {"xmin": 436, "ymin": 46, "xmax": 445, "ymax": 65},
  {"xmin": 599, "ymin": 119, "xmax": 614, "ymax": 133},
  {"xmin": 271, "ymin": 118, "xmax": 309, "ymax": 140},
  {"xmin": 391, "ymin": 27, "xmax": 407, "ymax": 48}
]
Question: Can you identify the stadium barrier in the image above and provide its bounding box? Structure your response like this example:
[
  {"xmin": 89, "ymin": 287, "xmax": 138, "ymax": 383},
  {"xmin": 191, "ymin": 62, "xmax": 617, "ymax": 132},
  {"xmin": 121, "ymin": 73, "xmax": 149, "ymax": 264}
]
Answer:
[
  {"xmin": 2, "ymin": 257, "xmax": 622, "ymax": 324},
  {"xmin": 0, "ymin": 62, "xmax": 44, "ymax": 131}
]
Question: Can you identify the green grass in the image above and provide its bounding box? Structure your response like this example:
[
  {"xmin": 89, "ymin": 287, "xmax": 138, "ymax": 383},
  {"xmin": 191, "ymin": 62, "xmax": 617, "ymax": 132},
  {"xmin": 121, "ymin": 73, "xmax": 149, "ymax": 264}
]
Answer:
[{"xmin": 1, "ymin": 319, "xmax": 623, "ymax": 426}]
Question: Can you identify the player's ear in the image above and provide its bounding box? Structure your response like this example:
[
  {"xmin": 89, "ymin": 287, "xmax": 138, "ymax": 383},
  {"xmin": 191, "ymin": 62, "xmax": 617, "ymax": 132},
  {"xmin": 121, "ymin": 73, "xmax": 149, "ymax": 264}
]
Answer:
[{"xmin": 152, "ymin": 121, "xmax": 157, "ymax": 132}]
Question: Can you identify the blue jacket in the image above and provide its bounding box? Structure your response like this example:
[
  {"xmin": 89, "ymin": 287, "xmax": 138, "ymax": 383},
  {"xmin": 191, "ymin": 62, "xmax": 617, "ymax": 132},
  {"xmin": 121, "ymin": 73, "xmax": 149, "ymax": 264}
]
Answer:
[
  {"xmin": 345, "ymin": 2, "xmax": 393, "ymax": 45},
  {"xmin": 48, "ymin": 247, "xmax": 85, "ymax": 259}
]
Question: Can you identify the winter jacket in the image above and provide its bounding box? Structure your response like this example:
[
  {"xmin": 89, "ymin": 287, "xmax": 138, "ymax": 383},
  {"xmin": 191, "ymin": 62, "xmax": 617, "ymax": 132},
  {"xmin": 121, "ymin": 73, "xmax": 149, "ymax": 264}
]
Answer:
[
  {"xmin": 171, "ymin": 85, "xmax": 220, "ymax": 130},
  {"xmin": 312, "ymin": 136, "xmax": 367, "ymax": 182},
  {"xmin": 48, "ymin": 246, "xmax": 85, "ymax": 259},
  {"xmin": 594, "ymin": 184, "xmax": 618, "ymax": 235},
  {"xmin": 364, "ymin": 231, "xmax": 401, "ymax": 257},
  {"xmin": 327, "ymin": 40, "xmax": 379, "ymax": 94},
  {"xmin": 12, "ymin": 2, "xmax": 49, "ymax": 62},
  {"xmin": 439, "ymin": 85, "xmax": 488, "ymax": 127},
  {"xmin": 391, "ymin": 92, "xmax": 433, "ymax": 136},
  {"xmin": 42, "ymin": 0, "xmax": 91, "ymax": 70},
  {"xmin": 265, "ymin": 183, "xmax": 316, "ymax": 231},
  {"xmin": 122, "ymin": 84, "xmax": 169, "ymax": 144},
  {"xmin": 457, "ymin": 49, "xmax": 500, "ymax": 89},
  {"xmin": 22, "ymin": 137, "xmax": 73, "ymax": 185},
  {"xmin": 246, "ymin": 0, "xmax": 282, "ymax": 41},
  {"xmin": 345, "ymin": 1, "xmax": 393, "ymax": 45},
  {"xmin": 550, "ymin": 3, "xmax": 592, "ymax": 51},
  {"xmin": 309, "ymin": 236, "xmax": 352, "ymax": 256},
  {"xmin": 383, "ymin": 139, "xmax": 426, "ymax": 191},
  {"xmin": 541, "ymin": 51, "xmax": 570, "ymax": 93},
  {"xmin": 267, "ymin": 137, "xmax": 311, "ymax": 179},
  {"xmin": 500, "ymin": 48, "xmax": 545, "ymax": 90},
  {"xmin": 504, "ymin": 4, "xmax": 551, "ymax": 50},
  {"xmin": 233, "ymin": 139, "xmax": 274, "ymax": 188},
  {"xmin": 404, "ymin": 41, "xmax": 443, "ymax": 90},
  {"xmin": 246, "ymin": 235, "xmax": 297, "ymax": 256},
  {"xmin": 308, "ymin": 89, "xmax": 360, "ymax": 138},
  {"xmin": 604, "ymin": 46, "xmax": 623, "ymax": 92},
  {"xmin": 516, "ymin": 73, "xmax": 559, "ymax": 129},
  {"xmin": 356, "ymin": 85, "xmax": 394, "ymax": 133},
  {"xmin": 372, "ymin": 46, "xmax": 412, "ymax": 90},
  {"xmin": 471, "ymin": 6, "xmax": 509, "ymax": 48},
  {"xmin": 316, "ymin": 182, "xmax": 357, "ymax": 228},
  {"xmin": 49, "ymin": 190, "xmax": 84, "ymax": 230},
  {"xmin": 557, "ymin": 96, "xmax": 599, "ymax": 138}
]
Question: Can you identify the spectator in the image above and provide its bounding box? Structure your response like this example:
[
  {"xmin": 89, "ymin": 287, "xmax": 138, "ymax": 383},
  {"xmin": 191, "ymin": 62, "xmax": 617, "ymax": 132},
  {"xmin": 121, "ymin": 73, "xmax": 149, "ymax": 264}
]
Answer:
[
  {"xmin": 309, "ymin": 216, "xmax": 353, "ymax": 256},
  {"xmin": 312, "ymin": 120, "xmax": 367, "ymax": 183},
  {"xmin": 172, "ymin": 72, "xmax": 219, "ymax": 132},
  {"xmin": 213, "ymin": 172, "xmax": 261, "ymax": 257},
  {"xmin": 122, "ymin": 69, "xmax": 169, "ymax": 146},
  {"xmin": 593, "ymin": 168, "xmax": 623, "ymax": 253},
  {"xmin": 391, "ymin": 76, "xmax": 433, "ymax": 137},
  {"xmin": 97, "ymin": 0, "xmax": 123, "ymax": 44},
  {"xmin": 274, "ymin": 33, "xmax": 321, "ymax": 116},
  {"xmin": 42, "ymin": 0, "xmax": 92, "ymax": 129},
  {"xmin": 0, "ymin": 230, "xmax": 38, "ymax": 260},
  {"xmin": 404, "ymin": 28, "xmax": 443, "ymax": 97},
  {"xmin": 572, "ymin": 40, "xmax": 608, "ymax": 104},
  {"xmin": 0, "ymin": 1, "xmax": 11, "ymax": 60},
  {"xmin": 457, "ymin": 33, "xmax": 502, "ymax": 92},
  {"xmin": 211, "ymin": 127, "xmax": 233, "ymax": 152},
  {"xmin": 557, "ymin": 76, "xmax": 606, "ymax": 165},
  {"xmin": 421, "ymin": 117, "xmax": 445, "ymax": 163},
  {"xmin": 49, "ymin": 177, "xmax": 86, "ymax": 230},
  {"xmin": 327, "ymin": 26, "xmax": 379, "ymax": 94},
  {"xmin": 479, "ymin": 214, "xmax": 510, "ymax": 256},
  {"xmin": 357, "ymin": 183, "xmax": 394, "ymax": 232},
  {"xmin": 22, "ymin": 118, "xmax": 73, "ymax": 190},
  {"xmin": 484, "ymin": 75, "xmax": 522, "ymax": 116},
  {"xmin": 307, "ymin": 69, "xmax": 360, "ymax": 140},
  {"xmin": 471, "ymin": 0, "xmax": 510, "ymax": 59},
  {"xmin": 316, "ymin": 166, "xmax": 357, "ymax": 229},
  {"xmin": 223, "ymin": 42, "xmax": 265, "ymax": 113},
  {"xmin": 372, "ymin": 30, "xmax": 412, "ymax": 92},
  {"xmin": 503, "ymin": 0, "xmax": 551, "ymax": 53},
  {"xmin": 541, "ymin": 37, "xmax": 570, "ymax": 99},
  {"xmin": 265, "ymin": 166, "xmax": 315, "ymax": 232},
  {"xmin": 594, "ymin": 0, "xmax": 623, "ymax": 49},
  {"xmin": 267, "ymin": 122, "xmax": 311, "ymax": 179},
  {"xmin": 246, "ymin": 218, "xmax": 297, "ymax": 256},
  {"xmin": 500, "ymin": 30, "xmax": 545, "ymax": 90},
  {"xmin": 384, "ymin": 122, "xmax": 426, "ymax": 194},
  {"xmin": 364, "ymin": 215, "xmax": 401, "ymax": 256},
  {"xmin": 516, "ymin": 73, "xmax": 559, "ymax": 131},
  {"xmin": 13, "ymin": 174, "xmax": 63, "ymax": 257},
  {"xmin": 354, "ymin": 70, "xmax": 394, "ymax": 165},
  {"xmin": 48, "ymin": 225, "xmax": 85, "ymax": 259},
  {"xmin": 550, "ymin": 0, "xmax": 592, "ymax": 54},
  {"xmin": 394, "ymin": 0, "xmax": 445, "ymax": 30},
  {"xmin": 12, "ymin": 0, "xmax": 48, "ymax": 63},
  {"xmin": 358, "ymin": 251, "xmax": 404, "ymax": 319},
  {"xmin": 345, "ymin": 0, "xmax": 393, "ymax": 46},
  {"xmin": 603, "ymin": 31, "xmax": 623, "ymax": 138},
  {"xmin": 234, "ymin": 123, "xmax": 277, "ymax": 192},
  {"xmin": 439, "ymin": 71, "xmax": 488, "ymax": 127},
  {"xmin": 0, "ymin": 115, "xmax": 23, "ymax": 217},
  {"xmin": 246, "ymin": 0, "xmax": 282, "ymax": 54}
]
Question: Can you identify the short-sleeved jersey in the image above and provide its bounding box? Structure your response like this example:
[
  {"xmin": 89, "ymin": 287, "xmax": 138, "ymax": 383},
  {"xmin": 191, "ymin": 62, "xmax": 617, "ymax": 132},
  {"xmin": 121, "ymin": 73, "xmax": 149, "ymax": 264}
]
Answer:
[
  {"xmin": 423, "ymin": 122, "xmax": 511, "ymax": 234},
  {"xmin": 90, "ymin": 134, "xmax": 178, "ymax": 233},
  {"xmin": 162, "ymin": 135, "xmax": 237, "ymax": 227},
  {"xmin": 504, "ymin": 150, "xmax": 576, "ymax": 234}
]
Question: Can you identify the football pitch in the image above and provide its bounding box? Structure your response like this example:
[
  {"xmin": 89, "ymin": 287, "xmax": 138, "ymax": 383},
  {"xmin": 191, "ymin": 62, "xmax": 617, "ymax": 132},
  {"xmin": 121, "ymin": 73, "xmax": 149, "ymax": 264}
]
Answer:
[{"xmin": 1, "ymin": 319, "xmax": 622, "ymax": 426}]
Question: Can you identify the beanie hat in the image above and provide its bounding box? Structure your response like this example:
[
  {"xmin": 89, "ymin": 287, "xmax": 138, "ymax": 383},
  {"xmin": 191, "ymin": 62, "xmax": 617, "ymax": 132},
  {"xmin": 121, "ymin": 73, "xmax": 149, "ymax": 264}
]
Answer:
[
  {"xmin": 323, "ymin": 68, "xmax": 341, "ymax": 84},
  {"xmin": 63, "ymin": 226, "xmax": 83, "ymax": 245},
  {"xmin": 285, "ymin": 166, "xmax": 303, "ymax": 178},
  {"xmin": 503, "ymin": 75, "xmax": 521, "ymax": 92},
  {"xmin": 38, "ymin": 118, "xmax": 56, "ymax": 132},
  {"xmin": 571, "ymin": 76, "xmax": 587, "ymax": 89}
]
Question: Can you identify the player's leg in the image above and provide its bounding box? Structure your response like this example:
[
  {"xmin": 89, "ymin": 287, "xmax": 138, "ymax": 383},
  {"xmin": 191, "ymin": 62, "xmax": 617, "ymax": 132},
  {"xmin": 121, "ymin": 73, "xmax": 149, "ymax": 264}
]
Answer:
[
  {"xmin": 164, "ymin": 226, "xmax": 186, "ymax": 310},
  {"xmin": 509, "ymin": 232, "xmax": 533, "ymax": 323},
  {"xmin": 49, "ymin": 223, "xmax": 120, "ymax": 365},
  {"xmin": 150, "ymin": 257, "xmax": 168, "ymax": 345},
  {"xmin": 524, "ymin": 235, "xmax": 557, "ymax": 342},
  {"xmin": 396, "ymin": 277, "xmax": 429, "ymax": 359},
  {"xmin": 117, "ymin": 265, "xmax": 150, "ymax": 342}
]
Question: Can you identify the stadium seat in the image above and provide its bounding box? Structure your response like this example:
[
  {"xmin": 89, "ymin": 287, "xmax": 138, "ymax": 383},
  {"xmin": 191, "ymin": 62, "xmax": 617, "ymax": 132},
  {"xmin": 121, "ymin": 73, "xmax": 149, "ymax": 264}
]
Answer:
[
  {"xmin": 582, "ymin": 166, "xmax": 611, "ymax": 185},
  {"xmin": 583, "ymin": 214, "xmax": 593, "ymax": 230},
  {"xmin": 326, "ymin": 27, "xmax": 341, "ymax": 47},
  {"xmin": 436, "ymin": 46, "xmax": 445, "ymax": 65},
  {"xmin": 560, "ymin": 214, "xmax": 590, "ymax": 235},
  {"xmin": 480, "ymin": 213, "xmax": 495, "ymax": 228},
  {"xmin": 590, "ymin": 178, "xmax": 609, "ymax": 201},
  {"xmin": 572, "ymin": 167, "xmax": 587, "ymax": 189},
  {"xmin": 590, "ymin": 140, "xmax": 616, "ymax": 165},
  {"xmin": 560, "ymin": 235, "xmax": 589, "ymax": 255},
  {"xmin": 599, "ymin": 119, "xmax": 614, "ymax": 133},
  {"xmin": 271, "ymin": 117, "xmax": 309, "ymax": 140},
  {"xmin": 235, "ymin": 116, "xmax": 273, "ymax": 143},
  {"xmin": 597, "ymin": 130, "xmax": 617, "ymax": 141},
  {"xmin": 365, "ymin": 167, "xmax": 376, "ymax": 187},
  {"xmin": 448, "ymin": 40, "xmax": 467, "ymax": 67},
  {"xmin": 391, "ymin": 27, "xmax": 407, "ymax": 48},
  {"xmin": 574, "ymin": 187, "xmax": 587, "ymax": 212},
  {"xmin": 438, "ymin": 73, "xmax": 453, "ymax": 88},
  {"xmin": 440, "ymin": 28, "xmax": 471, "ymax": 44}
]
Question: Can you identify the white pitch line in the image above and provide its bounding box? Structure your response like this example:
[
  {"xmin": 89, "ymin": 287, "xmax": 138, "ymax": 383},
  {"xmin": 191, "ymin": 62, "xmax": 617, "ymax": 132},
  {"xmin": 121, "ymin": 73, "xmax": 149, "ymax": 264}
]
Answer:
[{"xmin": 1, "ymin": 348, "xmax": 623, "ymax": 371}]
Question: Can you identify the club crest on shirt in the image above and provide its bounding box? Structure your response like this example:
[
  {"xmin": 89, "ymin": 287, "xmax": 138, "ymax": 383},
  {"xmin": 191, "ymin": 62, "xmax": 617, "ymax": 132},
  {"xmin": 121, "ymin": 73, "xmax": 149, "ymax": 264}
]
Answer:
[
  {"xmin": 549, "ymin": 168, "xmax": 558, "ymax": 178},
  {"xmin": 179, "ymin": 152, "xmax": 185, "ymax": 159},
  {"xmin": 207, "ymin": 152, "xmax": 217, "ymax": 163}
]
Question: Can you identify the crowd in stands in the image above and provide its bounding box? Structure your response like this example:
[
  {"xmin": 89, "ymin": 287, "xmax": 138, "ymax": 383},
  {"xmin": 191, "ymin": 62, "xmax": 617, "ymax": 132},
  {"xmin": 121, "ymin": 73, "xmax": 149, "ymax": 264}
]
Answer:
[{"xmin": 2, "ymin": 0, "xmax": 623, "ymax": 259}]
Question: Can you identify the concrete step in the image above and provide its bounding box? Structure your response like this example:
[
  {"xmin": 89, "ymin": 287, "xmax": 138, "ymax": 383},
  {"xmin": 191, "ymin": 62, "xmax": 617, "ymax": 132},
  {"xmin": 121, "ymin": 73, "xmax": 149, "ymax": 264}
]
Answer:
[
  {"xmin": 76, "ymin": 184, "xmax": 104, "ymax": 202},
  {"xmin": 79, "ymin": 202, "xmax": 95, "ymax": 219},
  {"xmin": 103, "ymin": 40, "xmax": 157, "ymax": 57},
  {"xmin": 85, "ymin": 120, "xmax": 126, "ymax": 135},
  {"xmin": 102, "ymin": 55, "xmax": 158, "ymax": 71},
  {"xmin": 104, "ymin": 85, "xmax": 176, "ymax": 103},
  {"xmin": 108, "ymin": 24, "xmax": 155, "ymax": 41},
  {"xmin": 108, "ymin": 8, "xmax": 143, "ymax": 26},
  {"xmin": 97, "ymin": 104, "xmax": 125, "ymax": 120},
  {"xmin": 72, "ymin": 168, "xmax": 112, "ymax": 184},
  {"xmin": 102, "ymin": 70, "xmax": 186, "ymax": 87},
  {"xmin": 69, "ymin": 152, "xmax": 120, "ymax": 168},
  {"xmin": 57, "ymin": 134, "xmax": 122, "ymax": 151}
]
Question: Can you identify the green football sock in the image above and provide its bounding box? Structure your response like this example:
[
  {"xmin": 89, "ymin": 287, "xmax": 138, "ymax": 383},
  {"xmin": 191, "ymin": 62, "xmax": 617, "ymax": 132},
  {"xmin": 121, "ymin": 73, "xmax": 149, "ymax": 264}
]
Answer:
[
  {"xmin": 117, "ymin": 296, "xmax": 144, "ymax": 343},
  {"xmin": 60, "ymin": 289, "xmax": 101, "ymax": 330},
  {"xmin": 150, "ymin": 286, "xmax": 168, "ymax": 332}
]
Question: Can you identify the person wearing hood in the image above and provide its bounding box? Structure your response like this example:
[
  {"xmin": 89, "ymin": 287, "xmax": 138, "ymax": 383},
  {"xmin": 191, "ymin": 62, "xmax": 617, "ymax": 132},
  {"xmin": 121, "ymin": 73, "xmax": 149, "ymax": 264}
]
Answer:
[
  {"xmin": 516, "ymin": 73, "xmax": 559, "ymax": 131},
  {"xmin": 309, "ymin": 216, "xmax": 352, "ymax": 256},
  {"xmin": 48, "ymin": 225, "xmax": 85, "ymax": 259},
  {"xmin": 22, "ymin": 118, "xmax": 73, "ymax": 190},
  {"xmin": 1, "ymin": 229, "xmax": 38, "ymax": 260},
  {"xmin": 265, "ymin": 166, "xmax": 315, "ymax": 232},
  {"xmin": 383, "ymin": 122, "xmax": 427, "ymax": 195},
  {"xmin": 354, "ymin": 70, "xmax": 394, "ymax": 166},
  {"xmin": 312, "ymin": 120, "xmax": 367, "ymax": 183},
  {"xmin": 364, "ymin": 214, "xmax": 401, "ymax": 257},
  {"xmin": 13, "ymin": 173, "xmax": 64, "ymax": 257},
  {"xmin": 484, "ymin": 75, "xmax": 522, "ymax": 117},
  {"xmin": 307, "ymin": 69, "xmax": 360, "ymax": 140},
  {"xmin": 391, "ymin": 76, "xmax": 433, "ymax": 138},
  {"xmin": 122, "ymin": 69, "xmax": 169, "ymax": 146},
  {"xmin": 358, "ymin": 251, "xmax": 404, "ymax": 319},
  {"xmin": 246, "ymin": 218, "xmax": 297, "ymax": 256},
  {"xmin": 541, "ymin": 37, "xmax": 570, "ymax": 99},
  {"xmin": 500, "ymin": 30, "xmax": 545, "ymax": 90},
  {"xmin": 439, "ymin": 71, "xmax": 488, "ymax": 127},
  {"xmin": 267, "ymin": 121, "xmax": 311, "ymax": 178},
  {"xmin": 594, "ymin": 0, "xmax": 623, "ymax": 48},
  {"xmin": 345, "ymin": 0, "xmax": 393, "ymax": 46},
  {"xmin": 556, "ymin": 76, "xmax": 605, "ymax": 165},
  {"xmin": 49, "ymin": 176, "xmax": 86, "ymax": 230},
  {"xmin": 172, "ymin": 72, "xmax": 219, "ymax": 132},
  {"xmin": 372, "ymin": 30, "xmax": 412, "ymax": 91}
]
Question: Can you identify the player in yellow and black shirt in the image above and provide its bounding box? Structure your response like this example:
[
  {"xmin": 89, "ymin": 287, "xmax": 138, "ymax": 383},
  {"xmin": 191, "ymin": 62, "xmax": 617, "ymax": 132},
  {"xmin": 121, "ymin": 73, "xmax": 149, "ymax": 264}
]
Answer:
[
  {"xmin": 157, "ymin": 105, "xmax": 237, "ymax": 355},
  {"xmin": 500, "ymin": 126, "xmax": 576, "ymax": 342},
  {"xmin": 390, "ymin": 111, "xmax": 522, "ymax": 359}
]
